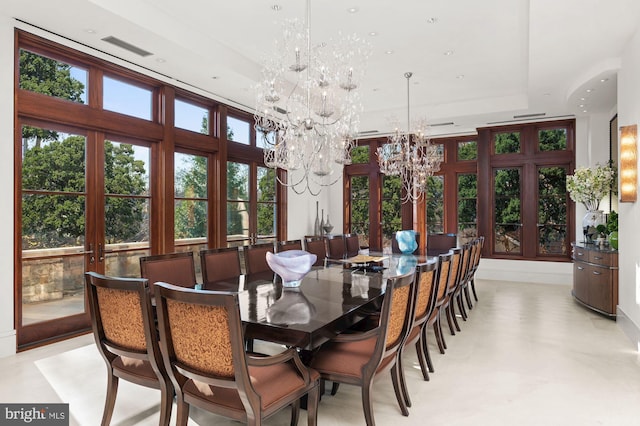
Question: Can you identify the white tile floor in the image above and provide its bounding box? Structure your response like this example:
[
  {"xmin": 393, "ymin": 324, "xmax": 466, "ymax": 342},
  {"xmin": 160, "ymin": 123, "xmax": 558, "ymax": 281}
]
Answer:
[{"xmin": 2, "ymin": 279, "xmax": 640, "ymax": 425}]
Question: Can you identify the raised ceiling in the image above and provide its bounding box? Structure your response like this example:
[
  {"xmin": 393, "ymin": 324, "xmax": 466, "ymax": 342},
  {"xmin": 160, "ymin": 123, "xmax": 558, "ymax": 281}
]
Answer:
[{"xmin": 4, "ymin": 0, "xmax": 640, "ymax": 136}]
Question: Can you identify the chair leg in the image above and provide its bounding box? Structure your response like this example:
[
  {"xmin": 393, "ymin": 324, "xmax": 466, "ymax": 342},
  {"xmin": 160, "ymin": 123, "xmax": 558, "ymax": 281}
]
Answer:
[
  {"xmin": 471, "ymin": 278, "xmax": 479, "ymax": 301},
  {"xmin": 449, "ymin": 302, "xmax": 461, "ymax": 332},
  {"xmin": 434, "ymin": 315, "xmax": 446, "ymax": 354},
  {"xmin": 415, "ymin": 339, "xmax": 430, "ymax": 381},
  {"xmin": 390, "ymin": 363, "xmax": 410, "ymax": 416},
  {"xmin": 306, "ymin": 384, "xmax": 320, "ymax": 426},
  {"xmin": 464, "ymin": 285, "xmax": 474, "ymax": 310},
  {"xmin": 101, "ymin": 371, "xmax": 119, "ymax": 426},
  {"xmin": 175, "ymin": 393, "xmax": 190, "ymax": 426},
  {"xmin": 331, "ymin": 382, "xmax": 340, "ymax": 395},
  {"xmin": 457, "ymin": 291, "xmax": 468, "ymax": 320},
  {"xmin": 289, "ymin": 399, "xmax": 300, "ymax": 426},
  {"xmin": 422, "ymin": 327, "xmax": 434, "ymax": 373},
  {"xmin": 396, "ymin": 350, "xmax": 412, "ymax": 407},
  {"xmin": 362, "ymin": 379, "xmax": 376, "ymax": 426},
  {"xmin": 445, "ymin": 303, "xmax": 456, "ymax": 335},
  {"xmin": 159, "ymin": 381, "xmax": 174, "ymax": 426}
]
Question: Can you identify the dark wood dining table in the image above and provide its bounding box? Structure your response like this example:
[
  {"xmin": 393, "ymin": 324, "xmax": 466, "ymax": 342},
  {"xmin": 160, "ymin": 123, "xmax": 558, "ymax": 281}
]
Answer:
[{"xmin": 202, "ymin": 252, "xmax": 434, "ymax": 352}]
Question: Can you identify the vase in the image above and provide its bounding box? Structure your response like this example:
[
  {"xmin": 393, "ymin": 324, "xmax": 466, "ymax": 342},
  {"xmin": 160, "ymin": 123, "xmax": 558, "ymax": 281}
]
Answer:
[
  {"xmin": 323, "ymin": 214, "xmax": 334, "ymax": 235},
  {"xmin": 582, "ymin": 210, "xmax": 604, "ymax": 244},
  {"xmin": 314, "ymin": 201, "xmax": 320, "ymax": 236},
  {"xmin": 265, "ymin": 250, "xmax": 317, "ymax": 288}
]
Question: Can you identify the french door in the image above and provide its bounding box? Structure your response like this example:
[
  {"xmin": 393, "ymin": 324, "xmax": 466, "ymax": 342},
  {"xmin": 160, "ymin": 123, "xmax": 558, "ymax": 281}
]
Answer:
[{"xmin": 17, "ymin": 121, "xmax": 152, "ymax": 349}]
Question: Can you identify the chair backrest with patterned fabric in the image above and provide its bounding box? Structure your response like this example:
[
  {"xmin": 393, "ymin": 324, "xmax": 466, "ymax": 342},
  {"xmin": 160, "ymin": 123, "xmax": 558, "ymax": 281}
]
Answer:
[
  {"xmin": 412, "ymin": 261, "xmax": 438, "ymax": 323},
  {"xmin": 244, "ymin": 242, "xmax": 275, "ymax": 274},
  {"xmin": 435, "ymin": 252, "xmax": 453, "ymax": 305},
  {"xmin": 447, "ymin": 247, "xmax": 462, "ymax": 294},
  {"xmin": 139, "ymin": 251, "xmax": 197, "ymax": 293},
  {"xmin": 200, "ymin": 247, "xmax": 242, "ymax": 285},
  {"xmin": 304, "ymin": 236, "xmax": 327, "ymax": 266},
  {"xmin": 381, "ymin": 271, "xmax": 416, "ymax": 354}
]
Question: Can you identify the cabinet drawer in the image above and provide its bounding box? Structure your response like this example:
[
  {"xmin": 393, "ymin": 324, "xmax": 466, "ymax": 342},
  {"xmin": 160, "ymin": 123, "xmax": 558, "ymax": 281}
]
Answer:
[
  {"xmin": 588, "ymin": 251, "xmax": 616, "ymax": 267},
  {"xmin": 588, "ymin": 265, "xmax": 614, "ymax": 314},
  {"xmin": 573, "ymin": 247, "xmax": 588, "ymax": 262}
]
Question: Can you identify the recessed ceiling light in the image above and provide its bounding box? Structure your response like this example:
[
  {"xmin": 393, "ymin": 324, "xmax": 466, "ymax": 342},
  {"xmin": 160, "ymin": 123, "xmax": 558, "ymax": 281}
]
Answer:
[
  {"xmin": 369, "ymin": 31, "xmax": 378, "ymax": 36},
  {"xmin": 426, "ymin": 17, "xmax": 438, "ymax": 24},
  {"xmin": 579, "ymin": 104, "xmax": 585, "ymax": 108},
  {"xmin": 580, "ymin": 97, "xmax": 586, "ymax": 100},
  {"xmin": 600, "ymin": 78, "xmax": 609, "ymax": 83},
  {"xmin": 444, "ymin": 50, "xmax": 454, "ymax": 56},
  {"xmin": 155, "ymin": 58, "xmax": 166, "ymax": 63},
  {"xmin": 583, "ymin": 109, "xmax": 588, "ymax": 113},
  {"xmin": 456, "ymin": 74, "xmax": 465, "ymax": 79},
  {"xmin": 586, "ymin": 89, "xmax": 593, "ymax": 93},
  {"xmin": 385, "ymin": 50, "xmax": 394, "ymax": 54},
  {"xmin": 84, "ymin": 29, "xmax": 96, "ymax": 34},
  {"xmin": 271, "ymin": 4, "xmax": 281, "ymax": 11},
  {"xmin": 347, "ymin": 7, "xmax": 358, "ymax": 13},
  {"xmin": 543, "ymin": 92, "xmax": 551, "ymax": 96}
]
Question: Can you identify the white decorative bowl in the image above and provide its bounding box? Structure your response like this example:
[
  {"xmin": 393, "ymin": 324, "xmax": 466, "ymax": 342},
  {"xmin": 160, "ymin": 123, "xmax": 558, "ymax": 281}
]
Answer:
[{"xmin": 265, "ymin": 250, "xmax": 317, "ymax": 287}]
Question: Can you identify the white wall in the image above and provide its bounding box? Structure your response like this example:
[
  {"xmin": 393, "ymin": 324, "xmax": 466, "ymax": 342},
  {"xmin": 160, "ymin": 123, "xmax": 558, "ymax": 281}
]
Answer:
[
  {"xmin": 0, "ymin": 17, "xmax": 17, "ymax": 357},
  {"xmin": 615, "ymin": 26, "xmax": 640, "ymax": 348}
]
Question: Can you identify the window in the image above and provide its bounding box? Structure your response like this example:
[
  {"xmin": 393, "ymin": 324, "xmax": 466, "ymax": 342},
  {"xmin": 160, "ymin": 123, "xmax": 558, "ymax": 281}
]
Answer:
[
  {"xmin": 538, "ymin": 166, "xmax": 568, "ymax": 255},
  {"xmin": 351, "ymin": 145, "xmax": 370, "ymax": 164},
  {"xmin": 227, "ymin": 116, "xmax": 251, "ymax": 145},
  {"xmin": 350, "ymin": 175, "xmax": 370, "ymax": 246},
  {"xmin": 458, "ymin": 173, "xmax": 477, "ymax": 244},
  {"xmin": 458, "ymin": 140, "xmax": 477, "ymax": 161},
  {"xmin": 19, "ymin": 49, "xmax": 87, "ymax": 104},
  {"xmin": 426, "ymin": 176, "xmax": 444, "ymax": 233},
  {"xmin": 493, "ymin": 168, "xmax": 522, "ymax": 254},
  {"xmin": 257, "ymin": 166, "xmax": 277, "ymax": 239},
  {"xmin": 227, "ymin": 161, "xmax": 250, "ymax": 245},
  {"xmin": 539, "ymin": 128, "xmax": 567, "ymax": 151},
  {"xmin": 175, "ymin": 99, "xmax": 209, "ymax": 134},
  {"xmin": 494, "ymin": 131, "xmax": 520, "ymax": 154},
  {"xmin": 103, "ymin": 75, "xmax": 152, "ymax": 120},
  {"xmin": 174, "ymin": 152, "xmax": 208, "ymax": 243},
  {"xmin": 381, "ymin": 176, "xmax": 401, "ymax": 250}
]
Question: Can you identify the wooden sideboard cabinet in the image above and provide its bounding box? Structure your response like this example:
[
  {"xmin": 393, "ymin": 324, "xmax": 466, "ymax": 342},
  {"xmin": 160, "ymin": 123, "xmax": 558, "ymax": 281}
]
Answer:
[{"xmin": 571, "ymin": 242, "xmax": 618, "ymax": 318}]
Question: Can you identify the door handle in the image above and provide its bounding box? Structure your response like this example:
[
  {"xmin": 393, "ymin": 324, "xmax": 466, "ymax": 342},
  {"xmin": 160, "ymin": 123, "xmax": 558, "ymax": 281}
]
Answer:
[{"xmin": 78, "ymin": 243, "xmax": 95, "ymax": 264}]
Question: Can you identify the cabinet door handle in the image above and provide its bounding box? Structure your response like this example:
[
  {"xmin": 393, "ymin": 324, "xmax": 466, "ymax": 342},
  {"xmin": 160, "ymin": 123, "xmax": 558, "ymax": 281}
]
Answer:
[
  {"xmin": 592, "ymin": 271, "xmax": 602, "ymax": 275},
  {"xmin": 593, "ymin": 256, "xmax": 603, "ymax": 260},
  {"xmin": 577, "ymin": 252, "xmax": 584, "ymax": 256},
  {"xmin": 577, "ymin": 266, "xmax": 584, "ymax": 270}
]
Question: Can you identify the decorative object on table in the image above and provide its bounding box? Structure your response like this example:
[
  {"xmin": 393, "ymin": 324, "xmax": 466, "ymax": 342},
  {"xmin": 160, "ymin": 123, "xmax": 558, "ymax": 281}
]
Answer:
[
  {"xmin": 253, "ymin": 0, "xmax": 370, "ymax": 196},
  {"xmin": 376, "ymin": 72, "xmax": 443, "ymax": 204},
  {"xmin": 395, "ymin": 230, "xmax": 418, "ymax": 254},
  {"xmin": 320, "ymin": 209, "xmax": 325, "ymax": 236},
  {"xmin": 314, "ymin": 201, "xmax": 320, "ymax": 236},
  {"xmin": 266, "ymin": 287, "xmax": 316, "ymax": 325},
  {"xmin": 323, "ymin": 214, "xmax": 334, "ymax": 235},
  {"xmin": 566, "ymin": 163, "xmax": 616, "ymax": 243},
  {"xmin": 619, "ymin": 124, "xmax": 637, "ymax": 202},
  {"xmin": 266, "ymin": 250, "xmax": 317, "ymax": 288}
]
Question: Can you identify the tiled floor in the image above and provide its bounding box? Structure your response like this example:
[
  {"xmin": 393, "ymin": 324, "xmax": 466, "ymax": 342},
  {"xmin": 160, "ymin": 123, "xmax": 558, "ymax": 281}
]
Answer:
[{"xmin": 2, "ymin": 279, "xmax": 640, "ymax": 425}]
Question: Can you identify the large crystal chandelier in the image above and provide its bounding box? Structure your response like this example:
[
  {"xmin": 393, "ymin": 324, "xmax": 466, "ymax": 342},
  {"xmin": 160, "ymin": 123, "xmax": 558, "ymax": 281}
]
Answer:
[
  {"xmin": 254, "ymin": 0, "xmax": 369, "ymax": 195},
  {"xmin": 377, "ymin": 72, "xmax": 443, "ymax": 204}
]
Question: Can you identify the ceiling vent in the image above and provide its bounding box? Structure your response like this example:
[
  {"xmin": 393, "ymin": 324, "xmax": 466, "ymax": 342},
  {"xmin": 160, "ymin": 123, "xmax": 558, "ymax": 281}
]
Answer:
[
  {"xmin": 358, "ymin": 130, "xmax": 379, "ymax": 135},
  {"xmin": 429, "ymin": 122, "xmax": 455, "ymax": 127},
  {"xmin": 101, "ymin": 36, "xmax": 152, "ymax": 57},
  {"xmin": 513, "ymin": 112, "xmax": 546, "ymax": 119}
]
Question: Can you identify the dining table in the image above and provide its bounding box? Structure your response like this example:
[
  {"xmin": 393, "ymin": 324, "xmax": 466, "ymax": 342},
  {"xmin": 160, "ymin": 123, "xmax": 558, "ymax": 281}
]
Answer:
[{"xmin": 202, "ymin": 252, "xmax": 435, "ymax": 352}]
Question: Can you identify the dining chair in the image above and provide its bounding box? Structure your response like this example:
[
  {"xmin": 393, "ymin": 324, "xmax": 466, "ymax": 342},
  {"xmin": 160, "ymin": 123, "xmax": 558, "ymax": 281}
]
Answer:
[
  {"xmin": 325, "ymin": 234, "xmax": 346, "ymax": 260},
  {"xmin": 469, "ymin": 236, "xmax": 484, "ymax": 302},
  {"xmin": 200, "ymin": 246, "xmax": 242, "ymax": 286},
  {"xmin": 310, "ymin": 270, "xmax": 417, "ymax": 425},
  {"xmin": 424, "ymin": 252, "xmax": 453, "ymax": 371},
  {"xmin": 398, "ymin": 261, "xmax": 438, "ymax": 387},
  {"xmin": 344, "ymin": 233, "xmax": 361, "ymax": 258},
  {"xmin": 304, "ymin": 236, "xmax": 327, "ymax": 266},
  {"xmin": 244, "ymin": 242, "xmax": 275, "ymax": 274},
  {"xmin": 139, "ymin": 251, "xmax": 197, "ymax": 294},
  {"xmin": 85, "ymin": 272, "xmax": 174, "ymax": 426},
  {"xmin": 452, "ymin": 243, "xmax": 472, "ymax": 322},
  {"xmin": 392, "ymin": 230, "xmax": 421, "ymax": 254},
  {"xmin": 276, "ymin": 239, "xmax": 303, "ymax": 252},
  {"xmin": 440, "ymin": 247, "xmax": 464, "ymax": 336},
  {"xmin": 426, "ymin": 232, "xmax": 458, "ymax": 256},
  {"xmin": 154, "ymin": 282, "xmax": 320, "ymax": 426}
]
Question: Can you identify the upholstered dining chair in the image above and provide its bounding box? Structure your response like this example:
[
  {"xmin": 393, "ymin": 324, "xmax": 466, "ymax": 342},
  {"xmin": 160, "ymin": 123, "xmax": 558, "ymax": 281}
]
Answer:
[
  {"xmin": 451, "ymin": 243, "xmax": 472, "ymax": 322},
  {"xmin": 325, "ymin": 234, "xmax": 346, "ymax": 260},
  {"xmin": 276, "ymin": 239, "xmax": 303, "ymax": 252},
  {"xmin": 244, "ymin": 242, "xmax": 275, "ymax": 274},
  {"xmin": 85, "ymin": 272, "xmax": 174, "ymax": 426},
  {"xmin": 200, "ymin": 247, "xmax": 242, "ymax": 286},
  {"xmin": 154, "ymin": 282, "xmax": 320, "ymax": 426},
  {"xmin": 344, "ymin": 233, "xmax": 361, "ymax": 258},
  {"xmin": 398, "ymin": 261, "xmax": 438, "ymax": 388},
  {"xmin": 139, "ymin": 251, "xmax": 197, "ymax": 294},
  {"xmin": 469, "ymin": 236, "xmax": 484, "ymax": 303},
  {"xmin": 426, "ymin": 232, "xmax": 458, "ymax": 256},
  {"xmin": 424, "ymin": 252, "xmax": 453, "ymax": 371},
  {"xmin": 310, "ymin": 270, "xmax": 417, "ymax": 426},
  {"xmin": 441, "ymin": 247, "xmax": 464, "ymax": 337},
  {"xmin": 304, "ymin": 236, "xmax": 327, "ymax": 266}
]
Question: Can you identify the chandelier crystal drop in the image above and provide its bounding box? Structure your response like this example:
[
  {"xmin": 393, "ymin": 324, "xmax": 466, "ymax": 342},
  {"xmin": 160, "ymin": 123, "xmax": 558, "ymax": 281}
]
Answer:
[
  {"xmin": 376, "ymin": 72, "xmax": 443, "ymax": 204},
  {"xmin": 254, "ymin": 0, "xmax": 370, "ymax": 195}
]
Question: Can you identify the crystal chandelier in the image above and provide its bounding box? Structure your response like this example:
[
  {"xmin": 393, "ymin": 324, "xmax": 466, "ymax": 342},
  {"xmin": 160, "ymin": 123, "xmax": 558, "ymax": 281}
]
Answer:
[
  {"xmin": 254, "ymin": 0, "xmax": 369, "ymax": 195},
  {"xmin": 376, "ymin": 72, "xmax": 443, "ymax": 204}
]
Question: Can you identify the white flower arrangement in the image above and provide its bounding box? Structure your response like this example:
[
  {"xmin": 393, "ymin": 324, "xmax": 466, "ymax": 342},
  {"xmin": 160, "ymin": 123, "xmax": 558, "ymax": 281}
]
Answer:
[{"xmin": 566, "ymin": 164, "xmax": 616, "ymax": 211}]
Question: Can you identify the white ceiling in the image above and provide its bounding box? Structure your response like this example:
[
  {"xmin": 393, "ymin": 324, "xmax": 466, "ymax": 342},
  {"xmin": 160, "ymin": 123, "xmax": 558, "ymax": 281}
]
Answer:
[{"xmin": 4, "ymin": 0, "xmax": 640, "ymax": 137}]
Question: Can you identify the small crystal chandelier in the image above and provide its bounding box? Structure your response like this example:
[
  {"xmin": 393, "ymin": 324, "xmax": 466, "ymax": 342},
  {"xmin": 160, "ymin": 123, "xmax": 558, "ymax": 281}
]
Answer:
[
  {"xmin": 377, "ymin": 72, "xmax": 443, "ymax": 204},
  {"xmin": 254, "ymin": 0, "xmax": 369, "ymax": 195}
]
